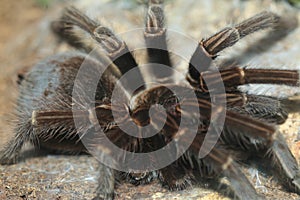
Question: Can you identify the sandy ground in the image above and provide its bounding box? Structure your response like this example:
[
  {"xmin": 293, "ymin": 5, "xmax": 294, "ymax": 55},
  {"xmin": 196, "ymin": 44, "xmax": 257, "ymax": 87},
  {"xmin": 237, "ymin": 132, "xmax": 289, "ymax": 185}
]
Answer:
[{"xmin": 0, "ymin": 0, "xmax": 300, "ymax": 199}]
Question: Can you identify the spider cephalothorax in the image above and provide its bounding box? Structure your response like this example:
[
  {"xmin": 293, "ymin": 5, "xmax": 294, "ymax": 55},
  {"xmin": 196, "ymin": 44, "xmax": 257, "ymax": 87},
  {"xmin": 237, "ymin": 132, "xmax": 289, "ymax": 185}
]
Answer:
[{"xmin": 1, "ymin": 0, "xmax": 300, "ymax": 199}]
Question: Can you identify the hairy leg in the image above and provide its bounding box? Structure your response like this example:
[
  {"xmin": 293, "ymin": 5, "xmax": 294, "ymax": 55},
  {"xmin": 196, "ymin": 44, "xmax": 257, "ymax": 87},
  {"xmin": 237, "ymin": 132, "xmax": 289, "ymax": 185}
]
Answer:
[
  {"xmin": 188, "ymin": 11, "xmax": 279, "ymax": 83},
  {"xmin": 199, "ymin": 67, "xmax": 299, "ymax": 89},
  {"xmin": 52, "ymin": 7, "xmax": 145, "ymax": 94},
  {"xmin": 144, "ymin": 0, "xmax": 173, "ymax": 81}
]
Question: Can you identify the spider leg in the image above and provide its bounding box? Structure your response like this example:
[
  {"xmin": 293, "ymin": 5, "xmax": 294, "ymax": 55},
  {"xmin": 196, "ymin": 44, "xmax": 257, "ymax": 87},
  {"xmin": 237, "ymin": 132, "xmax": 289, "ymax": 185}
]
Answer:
[
  {"xmin": 34, "ymin": 105, "xmax": 140, "ymax": 199},
  {"xmin": 94, "ymin": 163, "xmax": 115, "ymax": 200},
  {"xmin": 193, "ymin": 91, "xmax": 288, "ymax": 124},
  {"xmin": 198, "ymin": 66, "xmax": 298, "ymax": 125},
  {"xmin": 144, "ymin": 0, "xmax": 173, "ymax": 80},
  {"xmin": 121, "ymin": 171, "xmax": 156, "ymax": 186},
  {"xmin": 202, "ymin": 11, "xmax": 279, "ymax": 57},
  {"xmin": 199, "ymin": 67, "xmax": 299, "ymax": 89},
  {"xmin": 188, "ymin": 11, "xmax": 279, "ymax": 83},
  {"xmin": 222, "ymin": 92, "xmax": 289, "ymax": 124},
  {"xmin": 136, "ymin": 85, "xmax": 276, "ymax": 148},
  {"xmin": 214, "ymin": 94, "xmax": 300, "ymax": 193},
  {"xmin": 51, "ymin": 19, "xmax": 94, "ymax": 53},
  {"xmin": 266, "ymin": 132, "xmax": 300, "ymax": 194},
  {"xmin": 216, "ymin": 110, "xmax": 276, "ymax": 153},
  {"xmin": 0, "ymin": 122, "xmax": 33, "ymax": 164},
  {"xmin": 53, "ymin": 7, "xmax": 145, "ymax": 93},
  {"xmin": 0, "ymin": 107, "xmax": 89, "ymax": 164},
  {"xmin": 159, "ymin": 160, "xmax": 194, "ymax": 190},
  {"xmin": 187, "ymin": 134, "xmax": 264, "ymax": 200},
  {"xmin": 148, "ymin": 92, "xmax": 277, "ymax": 197},
  {"xmin": 161, "ymin": 105, "xmax": 275, "ymax": 199},
  {"xmin": 197, "ymin": 64, "xmax": 300, "ymax": 193}
]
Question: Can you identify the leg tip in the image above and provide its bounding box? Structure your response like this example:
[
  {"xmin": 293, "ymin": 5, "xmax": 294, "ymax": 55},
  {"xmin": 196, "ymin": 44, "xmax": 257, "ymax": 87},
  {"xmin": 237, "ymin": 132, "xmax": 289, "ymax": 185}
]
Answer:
[{"xmin": 291, "ymin": 173, "xmax": 300, "ymax": 194}]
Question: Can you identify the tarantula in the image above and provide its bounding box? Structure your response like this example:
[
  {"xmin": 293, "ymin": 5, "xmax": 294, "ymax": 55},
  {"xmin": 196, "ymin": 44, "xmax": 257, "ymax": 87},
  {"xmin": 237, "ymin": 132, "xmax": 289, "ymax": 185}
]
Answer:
[{"xmin": 1, "ymin": 0, "xmax": 300, "ymax": 199}]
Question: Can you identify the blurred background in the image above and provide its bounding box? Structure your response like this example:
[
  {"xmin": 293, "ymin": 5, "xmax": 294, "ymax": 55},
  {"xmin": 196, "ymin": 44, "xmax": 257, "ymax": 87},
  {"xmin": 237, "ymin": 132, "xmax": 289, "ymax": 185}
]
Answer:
[{"xmin": 0, "ymin": 0, "xmax": 300, "ymax": 199}]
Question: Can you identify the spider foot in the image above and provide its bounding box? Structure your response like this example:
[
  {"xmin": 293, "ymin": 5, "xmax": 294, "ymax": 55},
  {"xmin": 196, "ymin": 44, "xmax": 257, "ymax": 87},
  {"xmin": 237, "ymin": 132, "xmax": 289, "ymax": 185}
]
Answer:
[
  {"xmin": 291, "ymin": 172, "xmax": 300, "ymax": 193},
  {"xmin": 268, "ymin": 133, "xmax": 300, "ymax": 194},
  {"xmin": 92, "ymin": 193, "xmax": 114, "ymax": 200},
  {"xmin": 160, "ymin": 171, "xmax": 194, "ymax": 191},
  {"xmin": 126, "ymin": 171, "xmax": 156, "ymax": 186},
  {"xmin": 223, "ymin": 162, "xmax": 266, "ymax": 200},
  {"xmin": 0, "ymin": 149, "xmax": 19, "ymax": 165},
  {"xmin": 158, "ymin": 161, "xmax": 194, "ymax": 191},
  {"xmin": 95, "ymin": 163, "xmax": 116, "ymax": 200}
]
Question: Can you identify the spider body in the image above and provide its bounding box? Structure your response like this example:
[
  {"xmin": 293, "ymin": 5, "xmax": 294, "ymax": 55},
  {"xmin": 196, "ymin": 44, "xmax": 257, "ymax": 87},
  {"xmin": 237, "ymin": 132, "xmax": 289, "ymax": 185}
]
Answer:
[{"xmin": 1, "ymin": 1, "xmax": 300, "ymax": 199}]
